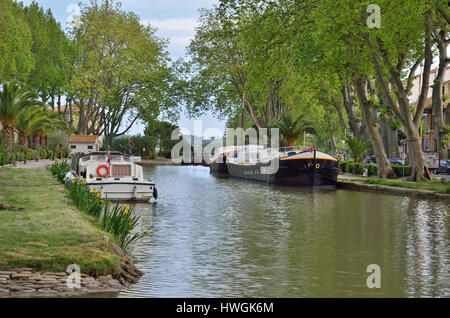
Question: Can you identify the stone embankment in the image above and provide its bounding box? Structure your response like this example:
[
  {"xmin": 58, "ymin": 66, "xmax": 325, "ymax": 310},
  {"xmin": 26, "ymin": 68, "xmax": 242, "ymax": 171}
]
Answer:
[
  {"xmin": 337, "ymin": 180, "xmax": 450, "ymax": 201},
  {"xmin": 0, "ymin": 237, "xmax": 143, "ymax": 297}
]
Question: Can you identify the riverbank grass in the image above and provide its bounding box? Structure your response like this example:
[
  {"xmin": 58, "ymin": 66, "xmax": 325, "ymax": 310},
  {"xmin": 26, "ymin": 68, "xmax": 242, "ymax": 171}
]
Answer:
[
  {"xmin": 0, "ymin": 168, "xmax": 120, "ymax": 274},
  {"xmin": 364, "ymin": 177, "xmax": 450, "ymax": 194}
]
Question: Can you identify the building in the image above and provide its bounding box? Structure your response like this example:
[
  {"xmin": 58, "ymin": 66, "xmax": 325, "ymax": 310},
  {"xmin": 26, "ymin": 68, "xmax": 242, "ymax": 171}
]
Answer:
[
  {"xmin": 68, "ymin": 135, "xmax": 102, "ymax": 155},
  {"xmin": 409, "ymin": 66, "xmax": 450, "ymax": 153}
]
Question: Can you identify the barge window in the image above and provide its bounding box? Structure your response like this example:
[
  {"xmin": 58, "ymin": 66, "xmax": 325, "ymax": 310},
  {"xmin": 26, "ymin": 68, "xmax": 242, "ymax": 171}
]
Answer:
[{"xmin": 112, "ymin": 165, "xmax": 131, "ymax": 176}]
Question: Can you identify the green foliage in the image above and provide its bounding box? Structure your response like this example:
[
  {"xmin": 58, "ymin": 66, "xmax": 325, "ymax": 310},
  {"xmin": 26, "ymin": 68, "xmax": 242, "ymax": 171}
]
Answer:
[
  {"xmin": 274, "ymin": 113, "xmax": 315, "ymax": 147},
  {"xmin": 101, "ymin": 204, "xmax": 146, "ymax": 250},
  {"xmin": 338, "ymin": 160, "xmax": 411, "ymax": 177},
  {"xmin": 144, "ymin": 120, "xmax": 179, "ymax": 154},
  {"xmin": 365, "ymin": 178, "xmax": 450, "ymax": 194},
  {"xmin": 0, "ymin": 0, "xmax": 34, "ymax": 81},
  {"xmin": 112, "ymin": 135, "xmax": 158, "ymax": 157},
  {"xmin": 69, "ymin": 0, "xmax": 177, "ymax": 142},
  {"xmin": 58, "ymin": 174, "xmax": 147, "ymax": 250},
  {"xmin": 48, "ymin": 160, "xmax": 70, "ymax": 182},
  {"xmin": 344, "ymin": 136, "xmax": 372, "ymax": 163},
  {"xmin": 391, "ymin": 165, "xmax": 412, "ymax": 178}
]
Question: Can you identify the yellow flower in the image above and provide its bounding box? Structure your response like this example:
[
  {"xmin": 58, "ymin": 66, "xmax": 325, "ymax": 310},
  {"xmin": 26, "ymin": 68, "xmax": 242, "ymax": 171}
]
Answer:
[
  {"xmin": 145, "ymin": 229, "xmax": 149, "ymax": 234},
  {"xmin": 96, "ymin": 192, "xmax": 101, "ymax": 198},
  {"xmin": 63, "ymin": 178, "xmax": 67, "ymax": 182},
  {"xmin": 91, "ymin": 187, "xmax": 96, "ymax": 193},
  {"xmin": 100, "ymin": 200, "xmax": 104, "ymax": 203},
  {"xmin": 128, "ymin": 230, "xmax": 132, "ymax": 233},
  {"xmin": 81, "ymin": 178, "xmax": 86, "ymax": 183}
]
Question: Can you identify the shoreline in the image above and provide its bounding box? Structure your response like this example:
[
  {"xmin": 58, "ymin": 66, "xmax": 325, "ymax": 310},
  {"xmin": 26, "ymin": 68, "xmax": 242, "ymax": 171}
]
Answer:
[
  {"xmin": 0, "ymin": 236, "xmax": 142, "ymax": 297},
  {"xmin": 0, "ymin": 168, "xmax": 143, "ymax": 297},
  {"xmin": 337, "ymin": 179, "xmax": 450, "ymax": 201},
  {"xmin": 138, "ymin": 158, "xmax": 180, "ymax": 166}
]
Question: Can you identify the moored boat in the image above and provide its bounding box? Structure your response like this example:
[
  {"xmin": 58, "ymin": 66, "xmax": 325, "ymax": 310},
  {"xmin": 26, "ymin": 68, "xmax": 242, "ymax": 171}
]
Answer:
[
  {"xmin": 209, "ymin": 146, "xmax": 338, "ymax": 187},
  {"xmin": 65, "ymin": 151, "xmax": 157, "ymax": 201}
]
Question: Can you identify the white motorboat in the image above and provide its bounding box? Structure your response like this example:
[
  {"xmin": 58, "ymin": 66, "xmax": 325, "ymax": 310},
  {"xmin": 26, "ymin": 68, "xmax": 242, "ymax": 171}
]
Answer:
[{"xmin": 65, "ymin": 151, "xmax": 157, "ymax": 201}]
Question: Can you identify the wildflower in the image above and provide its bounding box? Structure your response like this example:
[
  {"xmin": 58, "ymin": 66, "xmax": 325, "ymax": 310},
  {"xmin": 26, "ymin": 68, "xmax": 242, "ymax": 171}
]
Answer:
[
  {"xmin": 129, "ymin": 230, "xmax": 132, "ymax": 233},
  {"xmin": 145, "ymin": 229, "xmax": 149, "ymax": 234},
  {"xmin": 82, "ymin": 178, "xmax": 86, "ymax": 183},
  {"xmin": 96, "ymin": 192, "xmax": 101, "ymax": 198},
  {"xmin": 63, "ymin": 178, "xmax": 67, "ymax": 182},
  {"xmin": 100, "ymin": 200, "xmax": 104, "ymax": 204},
  {"xmin": 91, "ymin": 187, "xmax": 96, "ymax": 193}
]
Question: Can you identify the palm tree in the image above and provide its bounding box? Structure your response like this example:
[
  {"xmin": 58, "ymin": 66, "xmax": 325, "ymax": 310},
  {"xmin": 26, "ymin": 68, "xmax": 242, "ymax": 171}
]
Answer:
[
  {"xmin": 0, "ymin": 82, "xmax": 40, "ymax": 161},
  {"xmin": 344, "ymin": 136, "xmax": 372, "ymax": 162},
  {"xmin": 275, "ymin": 113, "xmax": 316, "ymax": 147},
  {"xmin": 29, "ymin": 109, "xmax": 69, "ymax": 148}
]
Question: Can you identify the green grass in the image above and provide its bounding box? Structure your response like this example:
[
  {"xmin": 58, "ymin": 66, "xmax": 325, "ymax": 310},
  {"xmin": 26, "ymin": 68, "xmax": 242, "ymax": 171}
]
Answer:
[
  {"xmin": 0, "ymin": 168, "xmax": 120, "ymax": 275},
  {"xmin": 364, "ymin": 177, "xmax": 450, "ymax": 194}
]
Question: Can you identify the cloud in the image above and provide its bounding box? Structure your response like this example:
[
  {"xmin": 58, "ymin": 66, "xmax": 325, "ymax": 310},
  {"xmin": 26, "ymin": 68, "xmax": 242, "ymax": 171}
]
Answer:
[{"xmin": 141, "ymin": 18, "xmax": 198, "ymax": 33}]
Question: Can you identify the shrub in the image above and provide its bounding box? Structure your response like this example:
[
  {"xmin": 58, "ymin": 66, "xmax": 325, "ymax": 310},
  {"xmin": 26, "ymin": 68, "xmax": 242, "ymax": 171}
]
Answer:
[
  {"xmin": 0, "ymin": 151, "xmax": 8, "ymax": 165},
  {"xmin": 392, "ymin": 165, "xmax": 412, "ymax": 177},
  {"xmin": 163, "ymin": 149, "xmax": 172, "ymax": 159},
  {"xmin": 368, "ymin": 164, "xmax": 378, "ymax": 176},
  {"xmin": 338, "ymin": 160, "xmax": 354, "ymax": 172},
  {"xmin": 39, "ymin": 148, "xmax": 48, "ymax": 159},
  {"xmin": 351, "ymin": 163, "xmax": 365, "ymax": 175}
]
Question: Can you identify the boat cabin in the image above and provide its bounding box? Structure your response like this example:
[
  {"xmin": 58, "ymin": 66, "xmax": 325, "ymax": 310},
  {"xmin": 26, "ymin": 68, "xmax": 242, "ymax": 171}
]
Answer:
[{"xmin": 70, "ymin": 151, "xmax": 143, "ymax": 182}]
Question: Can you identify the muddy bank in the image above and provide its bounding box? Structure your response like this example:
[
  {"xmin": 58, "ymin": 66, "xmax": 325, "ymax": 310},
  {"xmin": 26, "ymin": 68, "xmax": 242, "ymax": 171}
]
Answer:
[{"xmin": 138, "ymin": 158, "xmax": 180, "ymax": 166}]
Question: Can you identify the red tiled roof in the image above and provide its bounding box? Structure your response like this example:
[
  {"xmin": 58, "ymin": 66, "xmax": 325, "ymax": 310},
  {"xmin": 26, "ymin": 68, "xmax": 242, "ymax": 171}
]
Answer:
[{"xmin": 68, "ymin": 135, "xmax": 98, "ymax": 143}]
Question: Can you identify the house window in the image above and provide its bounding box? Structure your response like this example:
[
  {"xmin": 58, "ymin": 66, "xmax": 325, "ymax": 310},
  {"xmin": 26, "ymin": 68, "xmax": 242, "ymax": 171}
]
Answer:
[
  {"xmin": 70, "ymin": 145, "xmax": 76, "ymax": 149},
  {"xmin": 87, "ymin": 145, "xmax": 93, "ymax": 150}
]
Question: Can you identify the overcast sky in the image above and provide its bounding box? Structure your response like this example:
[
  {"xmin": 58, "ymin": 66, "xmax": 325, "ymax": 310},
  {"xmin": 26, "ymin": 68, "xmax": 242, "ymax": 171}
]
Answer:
[{"xmin": 22, "ymin": 0, "xmax": 225, "ymax": 137}]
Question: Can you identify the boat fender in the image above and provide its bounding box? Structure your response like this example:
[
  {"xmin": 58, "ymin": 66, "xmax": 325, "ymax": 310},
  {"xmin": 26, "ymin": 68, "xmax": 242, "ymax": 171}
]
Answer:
[
  {"xmin": 315, "ymin": 163, "xmax": 320, "ymax": 169},
  {"xmin": 153, "ymin": 187, "xmax": 158, "ymax": 200},
  {"xmin": 97, "ymin": 164, "xmax": 110, "ymax": 178}
]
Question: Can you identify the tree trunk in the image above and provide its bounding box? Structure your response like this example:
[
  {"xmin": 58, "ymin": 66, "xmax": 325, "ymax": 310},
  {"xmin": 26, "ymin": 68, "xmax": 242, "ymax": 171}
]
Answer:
[
  {"xmin": 40, "ymin": 136, "xmax": 46, "ymax": 147},
  {"xmin": 380, "ymin": 114, "xmax": 400, "ymax": 158},
  {"xmin": 33, "ymin": 134, "xmax": 40, "ymax": 147},
  {"xmin": 432, "ymin": 30, "xmax": 448, "ymax": 159},
  {"xmin": 342, "ymin": 84, "xmax": 363, "ymax": 138},
  {"xmin": 2, "ymin": 125, "xmax": 13, "ymax": 163},
  {"xmin": 19, "ymin": 134, "xmax": 28, "ymax": 147},
  {"xmin": 105, "ymin": 134, "xmax": 114, "ymax": 147},
  {"xmin": 353, "ymin": 78, "xmax": 395, "ymax": 178}
]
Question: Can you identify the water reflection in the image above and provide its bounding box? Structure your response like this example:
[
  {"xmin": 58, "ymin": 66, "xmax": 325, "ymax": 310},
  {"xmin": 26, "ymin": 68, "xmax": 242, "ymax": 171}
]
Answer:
[{"xmin": 119, "ymin": 166, "xmax": 449, "ymax": 298}]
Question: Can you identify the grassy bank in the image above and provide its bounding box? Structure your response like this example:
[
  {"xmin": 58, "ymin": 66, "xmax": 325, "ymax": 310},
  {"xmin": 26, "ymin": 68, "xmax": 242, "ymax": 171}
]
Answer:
[
  {"xmin": 0, "ymin": 168, "xmax": 120, "ymax": 274},
  {"xmin": 364, "ymin": 177, "xmax": 450, "ymax": 194}
]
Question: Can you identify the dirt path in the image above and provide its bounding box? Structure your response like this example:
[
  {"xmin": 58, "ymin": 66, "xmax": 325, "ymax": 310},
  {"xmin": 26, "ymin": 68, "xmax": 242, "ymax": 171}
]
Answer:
[{"xmin": 0, "ymin": 159, "xmax": 64, "ymax": 170}]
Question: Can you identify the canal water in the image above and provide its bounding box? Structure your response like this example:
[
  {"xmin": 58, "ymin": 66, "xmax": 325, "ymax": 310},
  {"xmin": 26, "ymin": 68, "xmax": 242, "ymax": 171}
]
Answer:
[{"xmin": 119, "ymin": 165, "xmax": 449, "ymax": 298}]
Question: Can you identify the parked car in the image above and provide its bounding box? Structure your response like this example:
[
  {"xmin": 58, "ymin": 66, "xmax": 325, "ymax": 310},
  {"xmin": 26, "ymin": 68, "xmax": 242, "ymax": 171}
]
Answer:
[
  {"xmin": 435, "ymin": 160, "xmax": 450, "ymax": 174},
  {"xmin": 363, "ymin": 156, "xmax": 376, "ymax": 164},
  {"xmin": 388, "ymin": 158, "xmax": 403, "ymax": 166}
]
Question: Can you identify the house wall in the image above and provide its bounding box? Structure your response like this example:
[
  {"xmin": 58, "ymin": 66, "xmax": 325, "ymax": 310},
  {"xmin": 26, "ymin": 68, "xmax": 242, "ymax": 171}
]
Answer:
[{"xmin": 69, "ymin": 142, "xmax": 98, "ymax": 155}]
